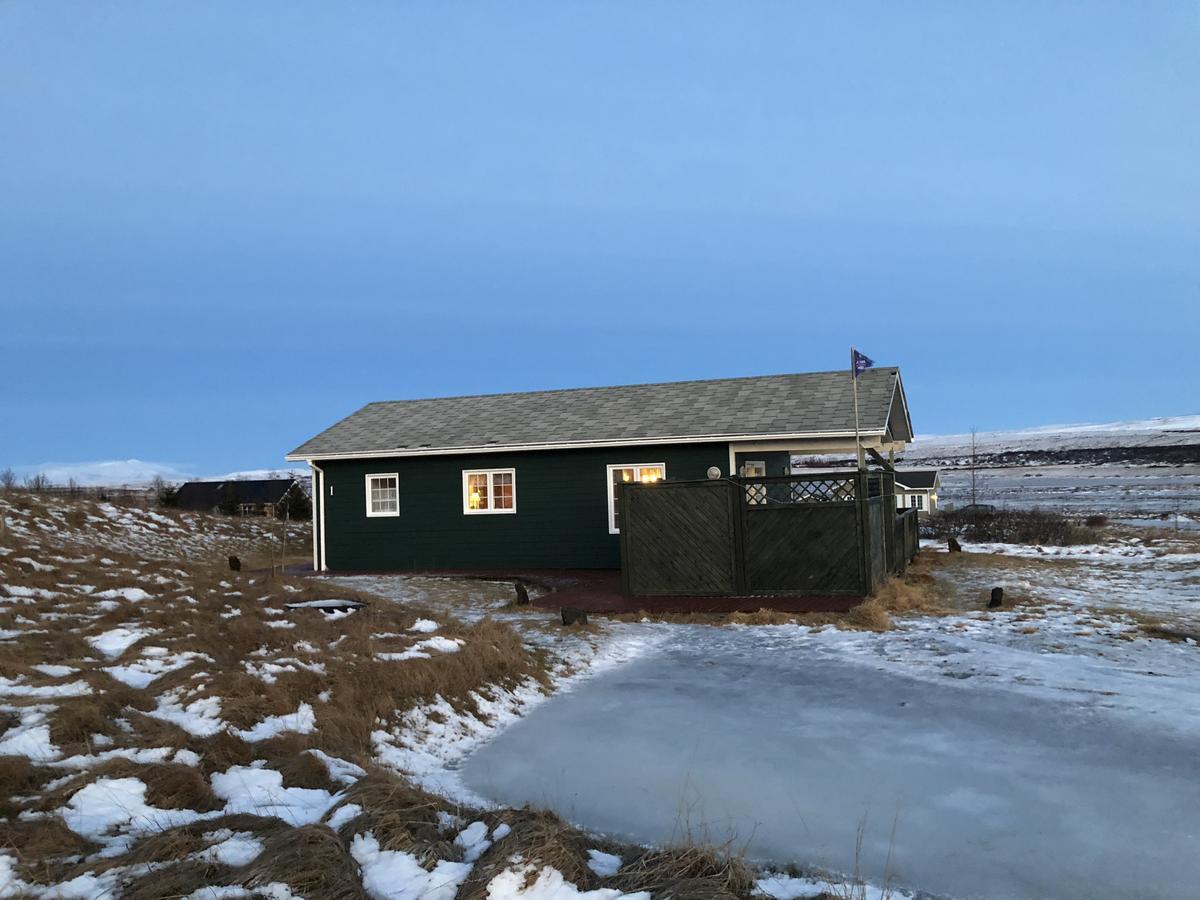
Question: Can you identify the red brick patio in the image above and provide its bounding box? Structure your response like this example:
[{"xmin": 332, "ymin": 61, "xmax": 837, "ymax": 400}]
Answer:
[{"xmin": 286, "ymin": 564, "xmax": 862, "ymax": 614}]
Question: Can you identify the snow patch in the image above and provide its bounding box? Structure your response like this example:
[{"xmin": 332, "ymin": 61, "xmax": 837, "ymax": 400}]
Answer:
[
  {"xmin": 87, "ymin": 626, "xmax": 156, "ymax": 659},
  {"xmin": 230, "ymin": 703, "xmax": 317, "ymax": 743},
  {"xmin": 211, "ymin": 765, "xmax": 342, "ymax": 826},
  {"xmin": 377, "ymin": 636, "xmax": 464, "ymax": 661},
  {"xmin": 350, "ymin": 831, "xmax": 473, "ymax": 900}
]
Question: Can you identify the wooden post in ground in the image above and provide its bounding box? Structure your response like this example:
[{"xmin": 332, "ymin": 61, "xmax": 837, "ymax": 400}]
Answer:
[{"xmin": 855, "ymin": 470, "xmax": 873, "ymax": 596}]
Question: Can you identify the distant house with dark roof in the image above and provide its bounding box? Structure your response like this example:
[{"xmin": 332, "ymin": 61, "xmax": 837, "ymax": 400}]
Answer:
[
  {"xmin": 286, "ymin": 369, "xmax": 915, "ymax": 572},
  {"xmin": 894, "ymin": 469, "xmax": 940, "ymax": 514},
  {"xmin": 174, "ymin": 478, "xmax": 307, "ymax": 518}
]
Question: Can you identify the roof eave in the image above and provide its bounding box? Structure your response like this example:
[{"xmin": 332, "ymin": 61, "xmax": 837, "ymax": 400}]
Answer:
[{"xmin": 285, "ymin": 427, "xmax": 892, "ymax": 462}]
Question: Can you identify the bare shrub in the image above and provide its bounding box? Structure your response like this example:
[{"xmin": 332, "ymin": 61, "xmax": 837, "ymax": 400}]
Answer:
[
  {"xmin": 151, "ymin": 475, "xmax": 178, "ymax": 508},
  {"xmin": 926, "ymin": 508, "xmax": 1093, "ymax": 546},
  {"xmin": 23, "ymin": 472, "xmax": 52, "ymax": 493},
  {"xmin": 842, "ymin": 599, "xmax": 891, "ymax": 631}
]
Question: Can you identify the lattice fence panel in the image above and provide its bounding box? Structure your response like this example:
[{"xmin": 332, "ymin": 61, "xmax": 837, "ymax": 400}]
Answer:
[{"xmin": 742, "ymin": 477, "xmax": 857, "ymax": 506}]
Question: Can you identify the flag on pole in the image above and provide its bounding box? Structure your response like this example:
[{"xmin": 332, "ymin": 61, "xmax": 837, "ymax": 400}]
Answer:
[{"xmin": 852, "ymin": 349, "xmax": 874, "ymax": 378}]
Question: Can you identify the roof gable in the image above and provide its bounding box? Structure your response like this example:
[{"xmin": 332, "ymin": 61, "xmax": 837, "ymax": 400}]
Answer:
[{"xmin": 287, "ymin": 368, "xmax": 912, "ymax": 460}]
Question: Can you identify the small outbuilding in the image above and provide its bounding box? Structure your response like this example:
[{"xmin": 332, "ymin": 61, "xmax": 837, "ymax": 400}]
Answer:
[
  {"xmin": 174, "ymin": 478, "xmax": 307, "ymax": 518},
  {"xmin": 894, "ymin": 469, "xmax": 940, "ymax": 514}
]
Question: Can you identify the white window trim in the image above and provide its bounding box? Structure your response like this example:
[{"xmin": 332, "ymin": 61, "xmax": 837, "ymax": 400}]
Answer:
[
  {"xmin": 462, "ymin": 468, "xmax": 517, "ymax": 515},
  {"xmin": 364, "ymin": 472, "xmax": 400, "ymax": 518},
  {"xmin": 606, "ymin": 463, "xmax": 666, "ymax": 534}
]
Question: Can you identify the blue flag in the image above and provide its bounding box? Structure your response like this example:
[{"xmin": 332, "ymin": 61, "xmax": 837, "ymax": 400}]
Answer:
[{"xmin": 852, "ymin": 349, "xmax": 874, "ymax": 378}]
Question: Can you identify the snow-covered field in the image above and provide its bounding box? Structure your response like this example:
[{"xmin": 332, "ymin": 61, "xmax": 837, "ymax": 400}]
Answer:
[
  {"xmin": 0, "ymin": 496, "xmax": 309, "ymax": 562},
  {"xmin": 0, "ymin": 496, "xmax": 717, "ymax": 899},
  {"xmin": 905, "ymin": 414, "xmax": 1200, "ymax": 459},
  {"xmin": 5, "ymin": 492, "xmax": 1200, "ymax": 899},
  {"xmin": 814, "ymin": 414, "xmax": 1200, "ymax": 519},
  {"xmin": 442, "ymin": 539, "xmax": 1200, "ymax": 900}
]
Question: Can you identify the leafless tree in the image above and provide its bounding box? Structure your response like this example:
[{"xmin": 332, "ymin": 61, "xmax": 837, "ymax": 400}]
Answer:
[
  {"xmin": 0, "ymin": 468, "xmax": 15, "ymax": 491},
  {"xmin": 24, "ymin": 473, "xmax": 51, "ymax": 493},
  {"xmin": 150, "ymin": 475, "xmax": 178, "ymax": 507}
]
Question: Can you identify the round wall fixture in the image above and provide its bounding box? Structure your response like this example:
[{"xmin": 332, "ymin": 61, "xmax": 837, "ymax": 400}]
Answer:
[{"xmin": 706, "ymin": 466, "xmax": 722, "ymax": 480}]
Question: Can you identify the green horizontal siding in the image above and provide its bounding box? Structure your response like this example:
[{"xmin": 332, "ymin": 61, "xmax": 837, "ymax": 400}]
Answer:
[{"xmin": 320, "ymin": 442, "xmax": 729, "ymax": 571}]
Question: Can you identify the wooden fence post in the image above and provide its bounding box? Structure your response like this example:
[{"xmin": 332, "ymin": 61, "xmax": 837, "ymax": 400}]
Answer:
[
  {"xmin": 882, "ymin": 472, "xmax": 896, "ymax": 574},
  {"xmin": 855, "ymin": 470, "xmax": 872, "ymax": 596},
  {"xmin": 730, "ymin": 478, "xmax": 748, "ymax": 596},
  {"xmin": 618, "ymin": 484, "xmax": 631, "ymax": 596}
]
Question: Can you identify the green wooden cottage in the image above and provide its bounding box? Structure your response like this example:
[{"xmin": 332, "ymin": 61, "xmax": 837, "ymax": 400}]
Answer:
[{"xmin": 286, "ymin": 368, "xmax": 913, "ymax": 572}]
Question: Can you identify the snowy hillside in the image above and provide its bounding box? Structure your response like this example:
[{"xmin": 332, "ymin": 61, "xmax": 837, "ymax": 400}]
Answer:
[
  {"xmin": 903, "ymin": 414, "xmax": 1200, "ymax": 466},
  {"xmin": 910, "ymin": 414, "xmax": 1200, "ymax": 456}
]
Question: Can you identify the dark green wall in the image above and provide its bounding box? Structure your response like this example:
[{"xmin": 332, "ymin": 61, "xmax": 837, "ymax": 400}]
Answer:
[{"xmin": 319, "ymin": 442, "xmax": 729, "ymax": 571}]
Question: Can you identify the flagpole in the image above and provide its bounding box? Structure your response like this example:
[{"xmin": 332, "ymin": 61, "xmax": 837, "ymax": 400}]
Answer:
[{"xmin": 851, "ymin": 346, "xmax": 864, "ymax": 471}]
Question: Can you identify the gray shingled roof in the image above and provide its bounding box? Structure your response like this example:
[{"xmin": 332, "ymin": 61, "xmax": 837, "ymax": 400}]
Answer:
[
  {"xmin": 894, "ymin": 469, "xmax": 939, "ymax": 490},
  {"xmin": 175, "ymin": 479, "xmax": 299, "ymax": 511},
  {"xmin": 286, "ymin": 368, "xmax": 910, "ymax": 460}
]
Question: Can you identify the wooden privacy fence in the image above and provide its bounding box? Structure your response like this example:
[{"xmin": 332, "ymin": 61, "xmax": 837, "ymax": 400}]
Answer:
[
  {"xmin": 619, "ymin": 471, "xmax": 919, "ymax": 598},
  {"xmin": 894, "ymin": 507, "xmax": 920, "ymax": 575}
]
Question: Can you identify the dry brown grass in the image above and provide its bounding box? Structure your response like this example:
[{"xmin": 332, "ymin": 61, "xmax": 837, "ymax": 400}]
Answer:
[
  {"xmin": 840, "ymin": 599, "xmax": 892, "ymax": 631},
  {"xmin": 615, "ymin": 558, "xmax": 946, "ymax": 633},
  {"xmin": 0, "ymin": 817, "xmax": 97, "ymax": 877},
  {"xmin": 0, "ymin": 756, "xmax": 50, "ymax": 818},
  {"xmin": 611, "ymin": 844, "xmax": 756, "ymax": 899},
  {"xmin": 276, "ymin": 747, "xmax": 339, "ymax": 791},
  {"xmin": 460, "ymin": 806, "xmax": 756, "ymax": 900},
  {"xmin": 334, "ymin": 773, "xmax": 456, "ymax": 859},
  {"xmin": 3, "ymin": 495, "xmax": 886, "ymax": 898},
  {"xmin": 122, "ymin": 862, "xmax": 237, "ymax": 900},
  {"xmin": 49, "ymin": 687, "xmax": 154, "ymax": 754},
  {"xmin": 244, "ymin": 824, "xmax": 371, "ymax": 900},
  {"xmin": 459, "ymin": 809, "xmax": 595, "ymax": 899}
]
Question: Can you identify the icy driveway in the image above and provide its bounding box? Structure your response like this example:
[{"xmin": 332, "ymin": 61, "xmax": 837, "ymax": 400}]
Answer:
[{"xmin": 460, "ymin": 621, "xmax": 1200, "ymax": 899}]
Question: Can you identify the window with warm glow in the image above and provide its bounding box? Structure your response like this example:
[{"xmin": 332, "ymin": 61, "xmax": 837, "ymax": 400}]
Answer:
[
  {"xmin": 742, "ymin": 460, "xmax": 767, "ymax": 505},
  {"xmin": 606, "ymin": 463, "xmax": 665, "ymax": 533},
  {"xmin": 365, "ymin": 473, "xmax": 399, "ymax": 517},
  {"xmin": 462, "ymin": 469, "xmax": 516, "ymax": 514}
]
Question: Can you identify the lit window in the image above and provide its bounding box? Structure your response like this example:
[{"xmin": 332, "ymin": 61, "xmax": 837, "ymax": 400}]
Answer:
[
  {"xmin": 365, "ymin": 473, "xmax": 399, "ymax": 517},
  {"xmin": 742, "ymin": 461, "xmax": 767, "ymax": 505},
  {"xmin": 462, "ymin": 469, "xmax": 516, "ymax": 514},
  {"xmin": 607, "ymin": 463, "xmax": 665, "ymax": 533}
]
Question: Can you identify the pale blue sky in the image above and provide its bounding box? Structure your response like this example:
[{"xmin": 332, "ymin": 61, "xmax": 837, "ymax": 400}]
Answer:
[{"xmin": 1, "ymin": 2, "xmax": 1197, "ymax": 477}]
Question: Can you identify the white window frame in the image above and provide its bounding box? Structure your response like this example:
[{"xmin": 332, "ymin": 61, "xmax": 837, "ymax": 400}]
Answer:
[
  {"xmin": 462, "ymin": 468, "xmax": 517, "ymax": 515},
  {"xmin": 364, "ymin": 473, "xmax": 400, "ymax": 518},
  {"xmin": 606, "ymin": 463, "xmax": 666, "ymax": 534},
  {"xmin": 742, "ymin": 460, "xmax": 767, "ymax": 478}
]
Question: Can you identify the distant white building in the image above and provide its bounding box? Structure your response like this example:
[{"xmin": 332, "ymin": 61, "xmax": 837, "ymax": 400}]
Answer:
[{"xmin": 895, "ymin": 469, "xmax": 940, "ymax": 514}]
